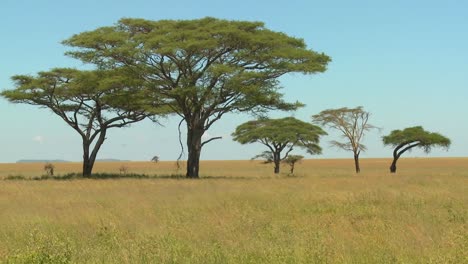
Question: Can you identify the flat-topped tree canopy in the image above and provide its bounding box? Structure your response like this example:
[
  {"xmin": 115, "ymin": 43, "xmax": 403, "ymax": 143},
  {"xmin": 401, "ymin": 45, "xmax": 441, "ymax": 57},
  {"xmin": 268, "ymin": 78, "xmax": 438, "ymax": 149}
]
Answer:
[
  {"xmin": 232, "ymin": 117, "xmax": 327, "ymax": 173},
  {"xmin": 383, "ymin": 126, "xmax": 451, "ymax": 152},
  {"xmin": 232, "ymin": 117, "xmax": 326, "ymax": 153},
  {"xmin": 1, "ymin": 68, "xmax": 154, "ymax": 176},
  {"xmin": 63, "ymin": 17, "xmax": 331, "ymax": 178},
  {"xmin": 382, "ymin": 126, "xmax": 451, "ymax": 173},
  {"xmin": 4, "ymin": 68, "xmax": 152, "ymax": 111}
]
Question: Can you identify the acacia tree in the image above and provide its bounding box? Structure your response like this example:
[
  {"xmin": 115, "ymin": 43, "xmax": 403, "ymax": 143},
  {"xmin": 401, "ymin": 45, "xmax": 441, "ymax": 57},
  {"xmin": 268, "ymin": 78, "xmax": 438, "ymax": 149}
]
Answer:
[
  {"xmin": 250, "ymin": 152, "xmax": 304, "ymax": 174},
  {"xmin": 282, "ymin": 155, "xmax": 304, "ymax": 175},
  {"xmin": 312, "ymin": 106, "xmax": 378, "ymax": 173},
  {"xmin": 63, "ymin": 17, "xmax": 331, "ymax": 178},
  {"xmin": 382, "ymin": 126, "xmax": 451, "ymax": 173},
  {"xmin": 232, "ymin": 117, "xmax": 326, "ymax": 174},
  {"xmin": 1, "ymin": 68, "xmax": 150, "ymax": 176}
]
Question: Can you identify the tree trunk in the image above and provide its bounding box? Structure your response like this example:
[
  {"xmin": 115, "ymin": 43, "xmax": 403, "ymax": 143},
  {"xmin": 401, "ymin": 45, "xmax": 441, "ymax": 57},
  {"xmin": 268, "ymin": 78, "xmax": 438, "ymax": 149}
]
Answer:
[
  {"xmin": 390, "ymin": 143, "xmax": 404, "ymax": 174},
  {"xmin": 354, "ymin": 152, "xmax": 360, "ymax": 173},
  {"xmin": 186, "ymin": 125, "xmax": 203, "ymax": 178},
  {"xmin": 81, "ymin": 131, "xmax": 107, "ymax": 177},
  {"xmin": 390, "ymin": 158, "xmax": 398, "ymax": 173},
  {"xmin": 274, "ymin": 161, "xmax": 280, "ymax": 174},
  {"xmin": 273, "ymin": 152, "xmax": 280, "ymax": 174},
  {"xmin": 389, "ymin": 142, "xmax": 420, "ymax": 174},
  {"xmin": 82, "ymin": 142, "xmax": 93, "ymax": 177}
]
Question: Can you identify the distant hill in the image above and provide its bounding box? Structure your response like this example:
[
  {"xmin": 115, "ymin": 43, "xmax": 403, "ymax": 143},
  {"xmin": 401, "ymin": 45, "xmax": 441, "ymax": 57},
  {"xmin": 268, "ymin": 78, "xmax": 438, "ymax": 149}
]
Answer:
[
  {"xmin": 96, "ymin": 159, "xmax": 130, "ymax": 162},
  {"xmin": 16, "ymin": 159, "xmax": 70, "ymax": 163},
  {"xmin": 16, "ymin": 159, "xmax": 129, "ymax": 163}
]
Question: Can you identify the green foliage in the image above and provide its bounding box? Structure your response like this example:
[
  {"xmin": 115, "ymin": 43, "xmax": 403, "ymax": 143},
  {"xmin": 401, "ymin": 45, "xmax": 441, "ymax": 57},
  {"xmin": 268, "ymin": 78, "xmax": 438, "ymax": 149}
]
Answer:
[
  {"xmin": 282, "ymin": 154, "xmax": 304, "ymax": 165},
  {"xmin": 282, "ymin": 154, "xmax": 304, "ymax": 175},
  {"xmin": 62, "ymin": 17, "xmax": 330, "ymax": 177},
  {"xmin": 62, "ymin": 17, "xmax": 331, "ymax": 117},
  {"xmin": 1, "ymin": 68, "xmax": 155, "ymax": 176},
  {"xmin": 233, "ymin": 117, "xmax": 325, "ymax": 173},
  {"xmin": 382, "ymin": 126, "xmax": 451, "ymax": 153},
  {"xmin": 2, "ymin": 68, "xmax": 152, "ymax": 122},
  {"xmin": 252, "ymin": 151, "xmax": 274, "ymax": 164},
  {"xmin": 232, "ymin": 117, "xmax": 327, "ymax": 155}
]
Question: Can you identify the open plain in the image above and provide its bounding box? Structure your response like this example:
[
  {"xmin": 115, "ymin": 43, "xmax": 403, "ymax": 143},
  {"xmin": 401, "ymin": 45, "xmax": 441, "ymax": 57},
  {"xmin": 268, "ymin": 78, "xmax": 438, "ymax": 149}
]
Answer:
[{"xmin": 0, "ymin": 158, "xmax": 466, "ymax": 263}]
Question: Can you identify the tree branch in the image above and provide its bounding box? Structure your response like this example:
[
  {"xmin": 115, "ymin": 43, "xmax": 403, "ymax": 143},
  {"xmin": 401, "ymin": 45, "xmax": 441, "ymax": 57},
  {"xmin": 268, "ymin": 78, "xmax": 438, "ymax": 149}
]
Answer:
[
  {"xmin": 201, "ymin": 136, "xmax": 222, "ymax": 147},
  {"xmin": 396, "ymin": 141, "xmax": 421, "ymax": 159}
]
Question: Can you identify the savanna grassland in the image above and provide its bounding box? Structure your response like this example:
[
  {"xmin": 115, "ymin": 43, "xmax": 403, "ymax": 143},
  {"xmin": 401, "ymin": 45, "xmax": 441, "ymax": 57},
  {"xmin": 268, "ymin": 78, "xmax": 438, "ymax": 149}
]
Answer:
[{"xmin": 0, "ymin": 158, "xmax": 467, "ymax": 263}]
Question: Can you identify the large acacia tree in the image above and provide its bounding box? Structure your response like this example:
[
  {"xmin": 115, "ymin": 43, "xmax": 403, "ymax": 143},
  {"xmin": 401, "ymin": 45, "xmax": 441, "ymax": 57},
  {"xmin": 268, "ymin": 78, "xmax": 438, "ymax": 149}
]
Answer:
[
  {"xmin": 1, "ymin": 68, "xmax": 150, "ymax": 176},
  {"xmin": 382, "ymin": 126, "xmax": 451, "ymax": 173},
  {"xmin": 63, "ymin": 17, "xmax": 330, "ymax": 178},
  {"xmin": 312, "ymin": 106, "xmax": 378, "ymax": 173},
  {"xmin": 232, "ymin": 117, "xmax": 327, "ymax": 174}
]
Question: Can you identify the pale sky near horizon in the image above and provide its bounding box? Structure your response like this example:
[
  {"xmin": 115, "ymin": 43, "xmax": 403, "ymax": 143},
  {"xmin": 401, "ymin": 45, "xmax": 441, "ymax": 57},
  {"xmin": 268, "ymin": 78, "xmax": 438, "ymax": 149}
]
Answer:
[{"xmin": 0, "ymin": 0, "xmax": 466, "ymax": 162}]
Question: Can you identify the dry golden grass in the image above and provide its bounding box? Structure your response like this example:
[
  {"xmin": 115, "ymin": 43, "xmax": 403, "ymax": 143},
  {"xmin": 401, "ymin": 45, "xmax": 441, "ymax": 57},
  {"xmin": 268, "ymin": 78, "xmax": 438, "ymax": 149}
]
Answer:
[
  {"xmin": 2, "ymin": 157, "xmax": 467, "ymax": 178},
  {"xmin": 0, "ymin": 158, "xmax": 466, "ymax": 263}
]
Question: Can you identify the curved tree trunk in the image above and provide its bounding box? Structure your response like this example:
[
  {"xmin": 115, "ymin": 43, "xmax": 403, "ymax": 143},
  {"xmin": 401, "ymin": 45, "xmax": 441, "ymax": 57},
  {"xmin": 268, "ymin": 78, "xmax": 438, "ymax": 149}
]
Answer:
[
  {"xmin": 389, "ymin": 141, "xmax": 420, "ymax": 174},
  {"xmin": 354, "ymin": 152, "xmax": 360, "ymax": 173},
  {"xmin": 390, "ymin": 143, "xmax": 404, "ymax": 174},
  {"xmin": 390, "ymin": 158, "xmax": 398, "ymax": 173},
  {"xmin": 186, "ymin": 125, "xmax": 203, "ymax": 178}
]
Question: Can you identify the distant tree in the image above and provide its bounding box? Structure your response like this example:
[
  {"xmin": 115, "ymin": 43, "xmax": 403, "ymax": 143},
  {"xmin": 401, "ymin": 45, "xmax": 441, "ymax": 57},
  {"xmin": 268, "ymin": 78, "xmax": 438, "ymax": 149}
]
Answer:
[
  {"xmin": 151, "ymin": 155, "xmax": 160, "ymax": 163},
  {"xmin": 251, "ymin": 152, "xmax": 303, "ymax": 175},
  {"xmin": 44, "ymin": 163, "xmax": 55, "ymax": 176},
  {"xmin": 312, "ymin": 106, "xmax": 378, "ymax": 173},
  {"xmin": 232, "ymin": 117, "xmax": 326, "ymax": 174},
  {"xmin": 63, "ymin": 17, "xmax": 331, "ymax": 178},
  {"xmin": 382, "ymin": 126, "xmax": 451, "ymax": 173},
  {"xmin": 1, "ymin": 68, "xmax": 152, "ymax": 177},
  {"xmin": 282, "ymin": 154, "xmax": 304, "ymax": 175}
]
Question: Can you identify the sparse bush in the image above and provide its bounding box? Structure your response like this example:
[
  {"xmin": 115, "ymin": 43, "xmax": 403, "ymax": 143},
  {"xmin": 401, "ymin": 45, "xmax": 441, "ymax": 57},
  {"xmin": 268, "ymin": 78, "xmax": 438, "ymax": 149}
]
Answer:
[{"xmin": 4, "ymin": 175, "xmax": 26, "ymax": 180}]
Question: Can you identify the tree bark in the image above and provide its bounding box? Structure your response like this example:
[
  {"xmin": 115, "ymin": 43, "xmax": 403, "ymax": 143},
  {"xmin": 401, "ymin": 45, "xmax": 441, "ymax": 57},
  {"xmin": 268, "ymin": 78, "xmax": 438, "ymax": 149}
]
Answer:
[
  {"xmin": 186, "ymin": 125, "xmax": 203, "ymax": 178},
  {"xmin": 273, "ymin": 152, "xmax": 281, "ymax": 174},
  {"xmin": 81, "ymin": 131, "xmax": 107, "ymax": 177},
  {"xmin": 274, "ymin": 160, "xmax": 280, "ymax": 174},
  {"xmin": 390, "ymin": 158, "xmax": 398, "ymax": 173},
  {"xmin": 354, "ymin": 152, "xmax": 360, "ymax": 173},
  {"xmin": 82, "ymin": 142, "xmax": 93, "ymax": 177},
  {"xmin": 389, "ymin": 141, "xmax": 420, "ymax": 174}
]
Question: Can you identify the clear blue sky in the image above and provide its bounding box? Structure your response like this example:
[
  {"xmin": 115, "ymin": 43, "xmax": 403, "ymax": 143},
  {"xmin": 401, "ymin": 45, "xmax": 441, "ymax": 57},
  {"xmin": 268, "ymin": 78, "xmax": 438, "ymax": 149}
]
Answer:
[{"xmin": 1, "ymin": 0, "xmax": 466, "ymax": 162}]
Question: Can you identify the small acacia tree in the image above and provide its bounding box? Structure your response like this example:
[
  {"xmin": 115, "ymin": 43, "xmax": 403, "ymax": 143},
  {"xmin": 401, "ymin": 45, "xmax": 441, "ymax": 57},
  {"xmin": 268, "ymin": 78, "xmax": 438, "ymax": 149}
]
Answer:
[
  {"xmin": 232, "ymin": 117, "xmax": 326, "ymax": 174},
  {"xmin": 63, "ymin": 17, "xmax": 331, "ymax": 178},
  {"xmin": 312, "ymin": 106, "xmax": 377, "ymax": 173},
  {"xmin": 1, "ymin": 68, "xmax": 151, "ymax": 176},
  {"xmin": 282, "ymin": 154, "xmax": 304, "ymax": 175},
  {"xmin": 151, "ymin": 155, "xmax": 160, "ymax": 163},
  {"xmin": 382, "ymin": 126, "xmax": 451, "ymax": 173}
]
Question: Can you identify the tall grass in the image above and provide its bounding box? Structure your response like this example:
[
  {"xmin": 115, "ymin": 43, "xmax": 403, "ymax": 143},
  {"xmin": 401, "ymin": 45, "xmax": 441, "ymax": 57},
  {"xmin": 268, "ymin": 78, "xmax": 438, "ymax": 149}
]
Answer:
[{"xmin": 0, "ymin": 158, "xmax": 466, "ymax": 263}]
